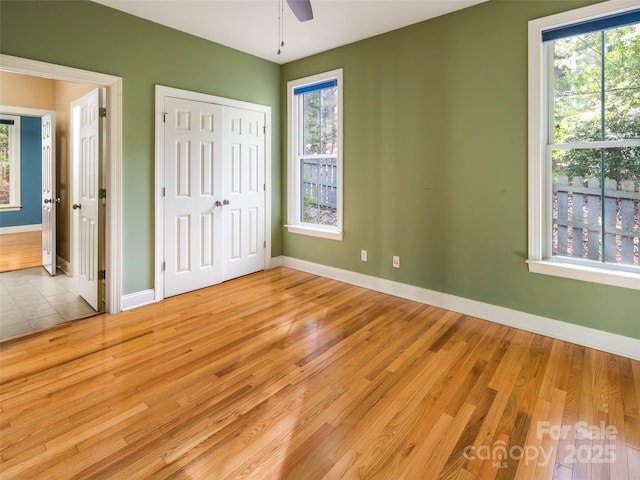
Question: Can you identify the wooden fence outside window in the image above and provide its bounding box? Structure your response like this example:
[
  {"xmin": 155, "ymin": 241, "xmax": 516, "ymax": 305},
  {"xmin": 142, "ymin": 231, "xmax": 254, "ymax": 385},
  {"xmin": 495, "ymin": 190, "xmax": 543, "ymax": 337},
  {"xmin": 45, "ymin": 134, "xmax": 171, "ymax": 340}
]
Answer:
[{"xmin": 553, "ymin": 176, "xmax": 640, "ymax": 266}]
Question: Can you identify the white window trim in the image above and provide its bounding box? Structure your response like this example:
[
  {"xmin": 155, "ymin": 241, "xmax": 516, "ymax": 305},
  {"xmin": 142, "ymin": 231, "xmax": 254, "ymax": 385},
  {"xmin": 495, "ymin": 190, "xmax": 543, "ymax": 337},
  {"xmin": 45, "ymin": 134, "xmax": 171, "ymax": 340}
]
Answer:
[
  {"xmin": 0, "ymin": 114, "xmax": 21, "ymax": 211},
  {"xmin": 527, "ymin": 0, "xmax": 640, "ymax": 290},
  {"xmin": 286, "ymin": 68, "xmax": 343, "ymax": 241}
]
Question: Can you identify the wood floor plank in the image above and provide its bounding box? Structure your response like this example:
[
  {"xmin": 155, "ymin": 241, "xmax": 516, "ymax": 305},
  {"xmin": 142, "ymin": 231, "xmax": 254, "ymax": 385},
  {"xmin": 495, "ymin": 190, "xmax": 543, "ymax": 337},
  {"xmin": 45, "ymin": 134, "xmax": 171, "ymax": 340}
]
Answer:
[
  {"xmin": 0, "ymin": 231, "xmax": 41, "ymax": 272},
  {"xmin": 340, "ymin": 342, "xmax": 469, "ymax": 477},
  {"xmin": 534, "ymin": 387, "xmax": 567, "ymax": 480},
  {"xmin": 0, "ymin": 267, "xmax": 638, "ymax": 479}
]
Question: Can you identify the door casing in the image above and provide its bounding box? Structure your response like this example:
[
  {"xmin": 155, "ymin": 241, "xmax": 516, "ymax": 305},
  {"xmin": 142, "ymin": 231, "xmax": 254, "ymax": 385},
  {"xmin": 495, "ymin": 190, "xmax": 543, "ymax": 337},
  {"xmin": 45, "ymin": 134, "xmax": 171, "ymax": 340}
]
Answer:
[
  {"xmin": 155, "ymin": 85, "xmax": 272, "ymax": 301},
  {"xmin": 0, "ymin": 54, "xmax": 123, "ymax": 314}
]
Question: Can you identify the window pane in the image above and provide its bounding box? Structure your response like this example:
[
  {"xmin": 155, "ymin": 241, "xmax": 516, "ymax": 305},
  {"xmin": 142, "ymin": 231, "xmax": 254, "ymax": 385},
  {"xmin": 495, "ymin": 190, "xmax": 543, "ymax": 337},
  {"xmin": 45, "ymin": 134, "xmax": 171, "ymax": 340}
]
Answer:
[
  {"xmin": 552, "ymin": 146, "xmax": 601, "ymax": 180},
  {"xmin": 603, "ymin": 147, "xmax": 639, "ymax": 266},
  {"xmin": 604, "ymin": 25, "xmax": 640, "ymax": 141},
  {"xmin": 552, "ymin": 149, "xmax": 603, "ymax": 260},
  {"xmin": 553, "ymin": 32, "xmax": 602, "ymax": 143},
  {"xmin": 320, "ymin": 87, "xmax": 338, "ymax": 155},
  {"xmin": 552, "ymin": 147, "xmax": 640, "ymax": 266},
  {"xmin": 301, "ymin": 86, "xmax": 338, "ymax": 156},
  {"xmin": 300, "ymin": 157, "xmax": 337, "ymax": 227},
  {"xmin": 302, "ymin": 90, "xmax": 320, "ymax": 155},
  {"xmin": 0, "ymin": 124, "xmax": 10, "ymax": 205}
]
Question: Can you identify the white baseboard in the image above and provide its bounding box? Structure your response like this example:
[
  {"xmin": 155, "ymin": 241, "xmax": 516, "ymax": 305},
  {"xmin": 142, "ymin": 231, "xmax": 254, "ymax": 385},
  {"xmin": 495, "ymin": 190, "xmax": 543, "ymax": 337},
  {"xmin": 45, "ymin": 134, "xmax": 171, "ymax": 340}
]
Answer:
[
  {"xmin": 0, "ymin": 224, "xmax": 42, "ymax": 234},
  {"xmin": 121, "ymin": 289, "xmax": 155, "ymax": 311},
  {"xmin": 280, "ymin": 256, "xmax": 640, "ymax": 361}
]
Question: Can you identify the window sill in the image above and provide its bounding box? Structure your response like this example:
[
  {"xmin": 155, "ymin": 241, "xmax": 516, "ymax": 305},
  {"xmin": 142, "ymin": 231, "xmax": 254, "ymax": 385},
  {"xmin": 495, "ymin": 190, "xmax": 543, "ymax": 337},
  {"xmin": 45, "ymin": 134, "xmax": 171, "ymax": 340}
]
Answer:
[
  {"xmin": 0, "ymin": 205, "xmax": 21, "ymax": 212},
  {"xmin": 286, "ymin": 224, "xmax": 343, "ymax": 241},
  {"xmin": 526, "ymin": 259, "xmax": 640, "ymax": 291}
]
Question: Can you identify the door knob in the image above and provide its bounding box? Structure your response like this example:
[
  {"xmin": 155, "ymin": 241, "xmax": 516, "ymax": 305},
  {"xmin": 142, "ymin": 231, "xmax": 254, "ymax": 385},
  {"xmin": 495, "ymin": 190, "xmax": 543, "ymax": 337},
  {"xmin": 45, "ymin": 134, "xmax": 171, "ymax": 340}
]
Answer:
[
  {"xmin": 72, "ymin": 204, "xmax": 81, "ymax": 210},
  {"xmin": 214, "ymin": 200, "xmax": 222, "ymax": 207},
  {"xmin": 55, "ymin": 198, "xmax": 61, "ymax": 204},
  {"xmin": 223, "ymin": 199, "xmax": 230, "ymax": 205},
  {"xmin": 44, "ymin": 198, "xmax": 51, "ymax": 204}
]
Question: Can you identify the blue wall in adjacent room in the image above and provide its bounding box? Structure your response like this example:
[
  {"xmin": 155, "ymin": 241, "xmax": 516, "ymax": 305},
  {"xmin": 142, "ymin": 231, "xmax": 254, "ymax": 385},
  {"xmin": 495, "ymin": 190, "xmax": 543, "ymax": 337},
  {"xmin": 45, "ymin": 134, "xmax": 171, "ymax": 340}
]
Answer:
[{"xmin": 0, "ymin": 116, "xmax": 42, "ymax": 228}]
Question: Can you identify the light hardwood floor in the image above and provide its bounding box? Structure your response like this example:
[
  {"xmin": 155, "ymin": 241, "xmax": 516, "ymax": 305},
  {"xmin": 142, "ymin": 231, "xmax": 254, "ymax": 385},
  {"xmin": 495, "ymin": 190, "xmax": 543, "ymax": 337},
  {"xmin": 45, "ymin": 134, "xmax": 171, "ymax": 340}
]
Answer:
[
  {"xmin": 0, "ymin": 268, "xmax": 638, "ymax": 479},
  {"xmin": 0, "ymin": 231, "xmax": 41, "ymax": 272}
]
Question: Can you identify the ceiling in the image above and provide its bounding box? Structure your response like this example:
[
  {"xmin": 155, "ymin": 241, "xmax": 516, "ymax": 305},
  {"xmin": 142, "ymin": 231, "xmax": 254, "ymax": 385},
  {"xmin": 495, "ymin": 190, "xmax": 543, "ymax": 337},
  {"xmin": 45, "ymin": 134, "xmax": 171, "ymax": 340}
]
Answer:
[{"xmin": 93, "ymin": 0, "xmax": 487, "ymax": 64}]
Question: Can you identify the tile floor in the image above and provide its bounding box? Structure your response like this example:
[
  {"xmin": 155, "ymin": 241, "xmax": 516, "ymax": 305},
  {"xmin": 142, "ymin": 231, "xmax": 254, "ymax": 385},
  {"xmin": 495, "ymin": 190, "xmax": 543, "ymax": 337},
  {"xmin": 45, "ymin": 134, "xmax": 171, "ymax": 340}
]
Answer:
[{"xmin": 0, "ymin": 267, "xmax": 98, "ymax": 341}]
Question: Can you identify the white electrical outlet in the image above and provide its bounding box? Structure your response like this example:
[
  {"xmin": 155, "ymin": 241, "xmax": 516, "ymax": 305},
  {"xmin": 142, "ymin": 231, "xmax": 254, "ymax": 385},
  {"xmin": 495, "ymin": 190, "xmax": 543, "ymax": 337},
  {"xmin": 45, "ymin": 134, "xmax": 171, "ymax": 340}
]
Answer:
[
  {"xmin": 393, "ymin": 256, "xmax": 400, "ymax": 268},
  {"xmin": 361, "ymin": 250, "xmax": 367, "ymax": 261}
]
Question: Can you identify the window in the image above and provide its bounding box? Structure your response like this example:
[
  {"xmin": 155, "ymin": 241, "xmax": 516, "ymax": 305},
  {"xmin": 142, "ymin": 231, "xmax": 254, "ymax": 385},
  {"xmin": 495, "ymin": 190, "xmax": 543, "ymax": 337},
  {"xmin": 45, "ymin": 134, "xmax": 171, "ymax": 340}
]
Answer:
[
  {"xmin": 528, "ymin": 1, "xmax": 640, "ymax": 290},
  {"xmin": 287, "ymin": 69, "xmax": 343, "ymax": 240},
  {"xmin": 0, "ymin": 115, "xmax": 21, "ymax": 211}
]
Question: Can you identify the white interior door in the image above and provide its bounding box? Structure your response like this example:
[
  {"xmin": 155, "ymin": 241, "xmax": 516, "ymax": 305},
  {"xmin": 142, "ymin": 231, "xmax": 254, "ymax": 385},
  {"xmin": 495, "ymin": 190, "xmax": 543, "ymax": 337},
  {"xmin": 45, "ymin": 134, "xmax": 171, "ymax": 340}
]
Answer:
[
  {"xmin": 41, "ymin": 112, "xmax": 57, "ymax": 276},
  {"xmin": 164, "ymin": 97, "xmax": 223, "ymax": 297},
  {"xmin": 163, "ymin": 98, "xmax": 266, "ymax": 297},
  {"xmin": 73, "ymin": 89, "xmax": 101, "ymax": 311},
  {"xmin": 221, "ymin": 106, "xmax": 265, "ymax": 280}
]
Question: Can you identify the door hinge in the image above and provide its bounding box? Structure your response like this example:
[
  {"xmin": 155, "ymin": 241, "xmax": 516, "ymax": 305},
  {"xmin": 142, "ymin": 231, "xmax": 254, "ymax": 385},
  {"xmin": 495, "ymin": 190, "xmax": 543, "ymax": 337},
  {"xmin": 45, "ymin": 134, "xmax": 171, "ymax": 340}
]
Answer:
[
  {"xmin": 263, "ymin": 125, "xmax": 267, "ymax": 134},
  {"xmin": 161, "ymin": 261, "xmax": 166, "ymax": 272},
  {"xmin": 163, "ymin": 112, "xmax": 168, "ymax": 123},
  {"xmin": 99, "ymin": 189, "xmax": 107, "ymax": 199},
  {"xmin": 99, "ymin": 270, "xmax": 106, "ymax": 280},
  {"xmin": 99, "ymin": 107, "xmax": 107, "ymax": 118},
  {"xmin": 263, "ymin": 183, "xmax": 266, "ymax": 191},
  {"xmin": 263, "ymin": 240, "xmax": 266, "ymax": 249},
  {"xmin": 162, "ymin": 187, "xmax": 166, "ymax": 197}
]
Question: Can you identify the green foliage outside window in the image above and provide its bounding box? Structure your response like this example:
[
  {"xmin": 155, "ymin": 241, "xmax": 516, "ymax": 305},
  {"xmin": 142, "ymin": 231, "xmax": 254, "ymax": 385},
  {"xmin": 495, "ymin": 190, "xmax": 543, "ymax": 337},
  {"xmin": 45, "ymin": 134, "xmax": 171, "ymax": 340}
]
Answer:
[
  {"xmin": 302, "ymin": 87, "xmax": 338, "ymax": 156},
  {"xmin": 552, "ymin": 25, "xmax": 640, "ymax": 183}
]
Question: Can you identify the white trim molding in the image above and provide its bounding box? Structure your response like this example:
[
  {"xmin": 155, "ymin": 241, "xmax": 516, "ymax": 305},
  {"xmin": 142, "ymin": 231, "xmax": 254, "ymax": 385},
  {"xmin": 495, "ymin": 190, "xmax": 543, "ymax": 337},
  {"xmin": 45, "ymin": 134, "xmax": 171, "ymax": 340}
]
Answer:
[
  {"xmin": 0, "ymin": 224, "xmax": 41, "ymax": 234},
  {"xmin": 0, "ymin": 105, "xmax": 48, "ymax": 117},
  {"xmin": 284, "ymin": 225, "xmax": 343, "ymax": 241},
  {"xmin": 0, "ymin": 54, "xmax": 123, "ymax": 313},
  {"xmin": 527, "ymin": 259, "xmax": 640, "ymax": 291},
  {"xmin": 0, "ymin": 114, "xmax": 21, "ymax": 209},
  {"xmin": 281, "ymin": 257, "xmax": 640, "ymax": 361},
  {"xmin": 121, "ymin": 289, "xmax": 156, "ymax": 311}
]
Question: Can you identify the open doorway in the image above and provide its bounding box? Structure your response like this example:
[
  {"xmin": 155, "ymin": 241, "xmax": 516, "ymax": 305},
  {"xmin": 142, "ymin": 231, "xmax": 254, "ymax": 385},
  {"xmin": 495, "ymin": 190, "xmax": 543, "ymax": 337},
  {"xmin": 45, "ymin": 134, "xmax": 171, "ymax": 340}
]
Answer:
[
  {"xmin": 0, "ymin": 54, "xmax": 122, "ymax": 341},
  {"xmin": 0, "ymin": 74, "xmax": 102, "ymax": 339}
]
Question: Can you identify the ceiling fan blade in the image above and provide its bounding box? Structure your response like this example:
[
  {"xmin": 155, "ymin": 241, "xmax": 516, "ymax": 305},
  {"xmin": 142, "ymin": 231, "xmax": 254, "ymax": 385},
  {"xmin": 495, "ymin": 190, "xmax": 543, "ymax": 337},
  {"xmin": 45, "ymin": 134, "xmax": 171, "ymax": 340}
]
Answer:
[{"xmin": 286, "ymin": 0, "xmax": 313, "ymax": 22}]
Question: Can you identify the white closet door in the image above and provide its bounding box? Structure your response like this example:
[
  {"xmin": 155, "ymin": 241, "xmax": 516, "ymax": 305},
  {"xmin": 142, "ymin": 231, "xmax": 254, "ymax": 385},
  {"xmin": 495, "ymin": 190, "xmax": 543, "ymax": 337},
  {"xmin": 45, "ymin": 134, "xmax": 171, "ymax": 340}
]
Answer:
[
  {"xmin": 221, "ymin": 106, "xmax": 265, "ymax": 281},
  {"xmin": 163, "ymin": 98, "xmax": 266, "ymax": 297},
  {"xmin": 164, "ymin": 97, "xmax": 223, "ymax": 297}
]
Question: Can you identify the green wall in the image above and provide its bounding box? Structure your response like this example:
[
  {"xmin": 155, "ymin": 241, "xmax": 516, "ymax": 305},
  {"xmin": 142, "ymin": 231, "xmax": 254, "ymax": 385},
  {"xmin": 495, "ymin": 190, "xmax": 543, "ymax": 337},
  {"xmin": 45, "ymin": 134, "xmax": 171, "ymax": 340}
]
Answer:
[
  {"xmin": 2, "ymin": 0, "xmax": 637, "ymax": 340},
  {"xmin": 0, "ymin": 0, "xmax": 282, "ymax": 295},
  {"xmin": 282, "ymin": 0, "xmax": 640, "ymax": 340}
]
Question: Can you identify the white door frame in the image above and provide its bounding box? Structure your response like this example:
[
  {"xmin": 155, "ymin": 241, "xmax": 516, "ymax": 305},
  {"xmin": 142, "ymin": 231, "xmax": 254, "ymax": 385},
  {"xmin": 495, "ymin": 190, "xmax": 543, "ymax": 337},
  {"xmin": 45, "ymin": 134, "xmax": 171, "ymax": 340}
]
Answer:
[
  {"xmin": 155, "ymin": 85, "xmax": 272, "ymax": 302},
  {"xmin": 0, "ymin": 54, "xmax": 123, "ymax": 314}
]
